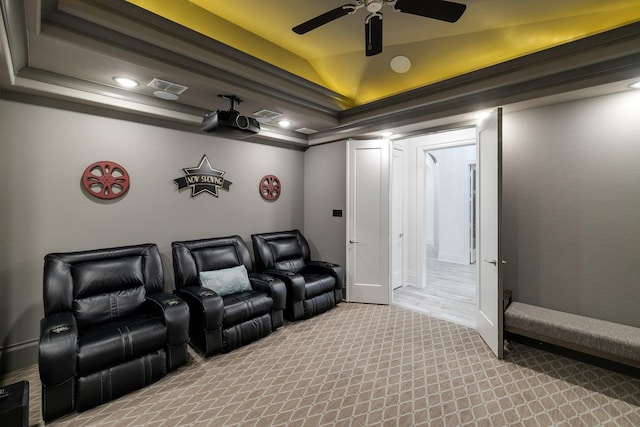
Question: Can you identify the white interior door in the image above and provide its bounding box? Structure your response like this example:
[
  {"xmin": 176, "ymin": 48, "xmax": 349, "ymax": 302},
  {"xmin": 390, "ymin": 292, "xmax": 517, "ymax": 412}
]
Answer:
[
  {"xmin": 476, "ymin": 108, "xmax": 504, "ymax": 358},
  {"xmin": 347, "ymin": 139, "xmax": 390, "ymax": 304},
  {"xmin": 391, "ymin": 145, "xmax": 406, "ymax": 290}
]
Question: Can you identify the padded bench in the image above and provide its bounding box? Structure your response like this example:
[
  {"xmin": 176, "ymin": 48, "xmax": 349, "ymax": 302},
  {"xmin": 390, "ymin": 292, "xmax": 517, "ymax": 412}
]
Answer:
[{"xmin": 504, "ymin": 301, "xmax": 640, "ymax": 369}]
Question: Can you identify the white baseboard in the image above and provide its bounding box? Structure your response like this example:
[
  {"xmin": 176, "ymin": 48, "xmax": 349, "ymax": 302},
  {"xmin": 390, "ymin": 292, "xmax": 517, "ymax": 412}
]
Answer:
[{"xmin": 437, "ymin": 252, "xmax": 468, "ymax": 265}]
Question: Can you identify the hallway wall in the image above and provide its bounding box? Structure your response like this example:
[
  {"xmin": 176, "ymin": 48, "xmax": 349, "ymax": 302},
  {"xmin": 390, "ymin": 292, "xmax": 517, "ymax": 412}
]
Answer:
[
  {"xmin": 428, "ymin": 145, "xmax": 476, "ymax": 265},
  {"xmin": 404, "ymin": 128, "xmax": 477, "ymax": 287}
]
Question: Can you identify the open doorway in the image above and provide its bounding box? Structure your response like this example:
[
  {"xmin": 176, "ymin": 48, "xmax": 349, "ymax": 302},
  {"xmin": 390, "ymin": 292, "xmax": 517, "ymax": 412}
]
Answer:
[{"xmin": 393, "ymin": 129, "xmax": 478, "ymax": 328}]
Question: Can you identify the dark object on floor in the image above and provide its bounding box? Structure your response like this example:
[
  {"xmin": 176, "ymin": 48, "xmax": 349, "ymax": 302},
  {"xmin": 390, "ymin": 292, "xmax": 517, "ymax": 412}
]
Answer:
[
  {"xmin": 0, "ymin": 381, "xmax": 28, "ymax": 427},
  {"xmin": 172, "ymin": 235, "xmax": 286, "ymax": 356},
  {"xmin": 39, "ymin": 244, "xmax": 189, "ymax": 422},
  {"xmin": 252, "ymin": 229, "xmax": 344, "ymax": 320}
]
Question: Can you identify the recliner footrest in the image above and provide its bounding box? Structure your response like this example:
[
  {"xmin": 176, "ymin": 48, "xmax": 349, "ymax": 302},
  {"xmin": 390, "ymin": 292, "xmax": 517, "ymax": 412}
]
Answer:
[
  {"xmin": 222, "ymin": 313, "xmax": 272, "ymax": 353},
  {"xmin": 76, "ymin": 350, "xmax": 167, "ymax": 412}
]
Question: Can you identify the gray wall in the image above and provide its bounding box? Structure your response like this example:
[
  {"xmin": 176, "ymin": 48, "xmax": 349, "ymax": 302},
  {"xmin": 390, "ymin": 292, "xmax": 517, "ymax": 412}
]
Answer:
[
  {"xmin": 0, "ymin": 99, "xmax": 304, "ymax": 372},
  {"xmin": 503, "ymin": 90, "xmax": 640, "ymax": 327},
  {"xmin": 2, "ymin": 88, "xmax": 639, "ymax": 373},
  {"xmin": 301, "ymin": 90, "xmax": 640, "ymax": 331},
  {"xmin": 303, "ymin": 141, "xmax": 347, "ymax": 266}
]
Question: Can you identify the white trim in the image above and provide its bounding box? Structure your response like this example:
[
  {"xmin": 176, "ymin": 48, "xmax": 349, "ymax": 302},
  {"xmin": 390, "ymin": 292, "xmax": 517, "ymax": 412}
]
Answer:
[
  {"xmin": 391, "ymin": 141, "xmax": 409, "ymax": 289},
  {"xmin": 0, "ymin": 9, "xmax": 16, "ymax": 87}
]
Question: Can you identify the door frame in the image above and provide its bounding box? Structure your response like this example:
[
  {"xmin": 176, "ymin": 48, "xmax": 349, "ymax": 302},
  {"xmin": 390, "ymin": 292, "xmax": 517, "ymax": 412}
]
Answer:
[
  {"xmin": 391, "ymin": 142, "xmax": 408, "ymax": 290},
  {"xmin": 468, "ymin": 162, "xmax": 477, "ymax": 265}
]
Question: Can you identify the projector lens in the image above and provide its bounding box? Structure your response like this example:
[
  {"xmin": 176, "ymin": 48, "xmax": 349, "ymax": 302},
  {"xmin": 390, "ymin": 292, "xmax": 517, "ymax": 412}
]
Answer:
[{"xmin": 236, "ymin": 115, "xmax": 249, "ymax": 129}]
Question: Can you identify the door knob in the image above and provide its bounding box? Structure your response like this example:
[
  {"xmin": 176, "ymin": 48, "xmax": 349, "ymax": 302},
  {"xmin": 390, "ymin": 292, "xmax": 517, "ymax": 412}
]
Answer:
[
  {"xmin": 484, "ymin": 259, "xmax": 497, "ymax": 266},
  {"xmin": 349, "ymin": 240, "xmax": 359, "ymax": 244}
]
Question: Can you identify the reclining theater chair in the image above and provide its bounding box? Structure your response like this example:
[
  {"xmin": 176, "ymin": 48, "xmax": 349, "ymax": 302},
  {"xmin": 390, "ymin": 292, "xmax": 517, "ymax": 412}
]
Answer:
[
  {"xmin": 251, "ymin": 229, "xmax": 344, "ymax": 321},
  {"xmin": 172, "ymin": 235, "xmax": 286, "ymax": 357},
  {"xmin": 38, "ymin": 243, "xmax": 189, "ymax": 422}
]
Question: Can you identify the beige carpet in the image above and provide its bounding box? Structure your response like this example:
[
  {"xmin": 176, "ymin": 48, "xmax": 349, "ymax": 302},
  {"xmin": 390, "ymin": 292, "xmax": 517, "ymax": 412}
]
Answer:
[{"xmin": 2, "ymin": 303, "xmax": 639, "ymax": 426}]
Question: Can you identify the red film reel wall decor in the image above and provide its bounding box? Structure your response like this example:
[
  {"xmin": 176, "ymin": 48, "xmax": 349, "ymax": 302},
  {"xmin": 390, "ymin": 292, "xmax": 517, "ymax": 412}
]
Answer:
[
  {"xmin": 259, "ymin": 175, "xmax": 281, "ymax": 201},
  {"xmin": 82, "ymin": 161, "xmax": 130, "ymax": 200}
]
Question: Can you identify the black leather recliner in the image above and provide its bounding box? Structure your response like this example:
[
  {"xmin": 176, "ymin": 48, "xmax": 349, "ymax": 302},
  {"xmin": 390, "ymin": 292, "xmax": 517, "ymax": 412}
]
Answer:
[
  {"xmin": 251, "ymin": 229, "xmax": 344, "ymax": 321},
  {"xmin": 172, "ymin": 235, "xmax": 286, "ymax": 357},
  {"xmin": 38, "ymin": 243, "xmax": 189, "ymax": 422}
]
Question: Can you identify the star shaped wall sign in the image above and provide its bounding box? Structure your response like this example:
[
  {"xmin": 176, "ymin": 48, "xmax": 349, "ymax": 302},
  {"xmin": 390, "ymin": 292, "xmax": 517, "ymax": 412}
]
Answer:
[{"xmin": 173, "ymin": 155, "xmax": 232, "ymax": 198}]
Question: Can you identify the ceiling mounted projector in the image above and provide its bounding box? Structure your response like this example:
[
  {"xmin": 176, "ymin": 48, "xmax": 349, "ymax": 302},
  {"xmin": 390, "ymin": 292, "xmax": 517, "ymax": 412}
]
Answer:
[{"xmin": 201, "ymin": 95, "xmax": 260, "ymax": 138}]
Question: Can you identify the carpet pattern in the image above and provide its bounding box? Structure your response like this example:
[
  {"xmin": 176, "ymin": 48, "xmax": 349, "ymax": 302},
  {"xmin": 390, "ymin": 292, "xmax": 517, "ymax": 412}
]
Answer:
[{"xmin": 2, "ymin": 303, "xmax": 639, "ymax": 426}]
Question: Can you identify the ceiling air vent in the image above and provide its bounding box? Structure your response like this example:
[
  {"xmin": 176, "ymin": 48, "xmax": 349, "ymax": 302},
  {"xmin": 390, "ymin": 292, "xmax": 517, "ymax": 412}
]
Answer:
[
  {"xmin": 295, "ymin": 127, "xmax": 318, "ymax": 135},
  {"xmin": 147, "ymin": 78, "xmax": 189, "ymax": 95},
  {"xmin": 253, "ymin": 109, "xmax": 283, "ymax": 123}
]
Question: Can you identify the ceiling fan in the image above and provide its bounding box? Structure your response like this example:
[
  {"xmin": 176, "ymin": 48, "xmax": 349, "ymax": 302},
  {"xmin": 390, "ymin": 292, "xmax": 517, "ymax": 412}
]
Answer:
[{"xmin": 292, "ymin": 0, "xmax": 467, "ymax": 57}]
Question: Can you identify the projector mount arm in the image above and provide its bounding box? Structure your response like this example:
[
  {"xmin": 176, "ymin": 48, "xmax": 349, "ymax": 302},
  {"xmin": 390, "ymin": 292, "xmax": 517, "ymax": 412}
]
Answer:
[{"xmin": 218, "ymin": 94, "xmax": 242, "ymax": 112}]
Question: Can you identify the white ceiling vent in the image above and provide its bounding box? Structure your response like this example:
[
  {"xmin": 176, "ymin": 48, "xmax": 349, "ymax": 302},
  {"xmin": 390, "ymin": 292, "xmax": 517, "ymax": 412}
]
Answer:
[
  {"xmin": 295, "ymin": 127, "xmax": 318, "ymax": 135},
  {"xmin": 253, "ymin": 109, "xmax": 283, "ymax": 121},
  {"xmin": 147, "ymin": 78, "xmax": 189, "ymax": 95}
]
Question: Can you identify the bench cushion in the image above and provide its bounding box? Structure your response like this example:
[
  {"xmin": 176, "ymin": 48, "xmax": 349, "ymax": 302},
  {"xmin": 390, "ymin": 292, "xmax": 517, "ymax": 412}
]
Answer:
[{"xmin": 505, "ymin": 302, "xmax": 640, "ymax": 364}]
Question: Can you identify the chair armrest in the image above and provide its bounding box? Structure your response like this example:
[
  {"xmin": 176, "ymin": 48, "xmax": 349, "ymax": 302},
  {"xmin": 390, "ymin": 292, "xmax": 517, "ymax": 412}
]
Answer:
[
  {"xmin": 39, "ymin": 312, "xmax": 78, "ymax": 386},
  {"xmin": 249, "ymin": 273, "xmax": 286, "ymax": 311},
  {"xmin": 262, "ymin": 269, "xmax": 306, "ymax": 302},
  {"xmin": 175, "ymin": 286, "xmax": 224, "ymax": 331},
  {"xmin": 146, "ymin": 293, "xmax": 190, "ymax": 346},
  {"xmin": 305, "ymin": 261, "xmax": 345, "ymax": 289}
]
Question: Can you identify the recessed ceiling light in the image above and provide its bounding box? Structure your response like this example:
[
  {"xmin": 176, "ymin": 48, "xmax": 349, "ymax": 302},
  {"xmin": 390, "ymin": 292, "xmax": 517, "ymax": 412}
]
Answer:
[
  {"xmin": 278, "ymin": 120, "xmax": 292, "ymax": 128},
  {"xmin": 381, "ymin": 131, "xmax": 394, "ymax": 137},
  {"xmin": 629, "ymin": 81, "xmax": 640, "ymax": 89},
  {"xmin": 113, "ymin": 76, "xmax": 139, "ymax": 88},
  {"xmin": 390, "ymin": 56, "xmax": 411, "ymax": 74},
  {"xmin": 472, "ymin": 111, "xmax": 491, "ymax": 120},
  {"xmin": 153, "ymin": 90, "xmax": 179, "ymax": 100}
]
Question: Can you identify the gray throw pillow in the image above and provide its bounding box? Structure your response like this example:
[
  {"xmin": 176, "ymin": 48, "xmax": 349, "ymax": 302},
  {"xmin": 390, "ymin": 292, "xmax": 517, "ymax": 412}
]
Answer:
[{"xmin": 199, "ymin": 265, "xmax": 252, "ymax": 296}]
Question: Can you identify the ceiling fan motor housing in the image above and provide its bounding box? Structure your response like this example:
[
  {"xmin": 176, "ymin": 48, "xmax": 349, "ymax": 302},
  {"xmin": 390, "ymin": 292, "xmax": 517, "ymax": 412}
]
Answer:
[{"xmin": 366, "ymin": 0, "xmax": 384, "ymax": 13}]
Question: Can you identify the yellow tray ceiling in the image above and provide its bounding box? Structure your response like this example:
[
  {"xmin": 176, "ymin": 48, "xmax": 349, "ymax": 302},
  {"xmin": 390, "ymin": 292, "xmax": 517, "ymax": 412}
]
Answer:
[{"xmin": 127, "ymin": 0, "xmax": 640, "ymax": 107}]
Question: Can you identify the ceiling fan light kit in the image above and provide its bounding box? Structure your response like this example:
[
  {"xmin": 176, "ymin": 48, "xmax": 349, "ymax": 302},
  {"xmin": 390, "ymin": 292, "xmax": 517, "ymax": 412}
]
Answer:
[{"xmin": 292, "ymin": 0, "xmax": 466, "ymax": 56}]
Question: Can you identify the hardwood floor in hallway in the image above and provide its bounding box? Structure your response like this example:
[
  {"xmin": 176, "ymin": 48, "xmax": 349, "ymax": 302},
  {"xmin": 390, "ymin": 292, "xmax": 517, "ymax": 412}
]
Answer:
[{"xmin": 393, "ymin": 247, "xmax": 477, "ymax": 328}]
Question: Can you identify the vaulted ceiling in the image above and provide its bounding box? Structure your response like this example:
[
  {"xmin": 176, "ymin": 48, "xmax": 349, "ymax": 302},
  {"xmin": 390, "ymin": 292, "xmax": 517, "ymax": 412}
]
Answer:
[{"xmin": 1, "ymin": 0, "xmax": 640, "ymax": 146}]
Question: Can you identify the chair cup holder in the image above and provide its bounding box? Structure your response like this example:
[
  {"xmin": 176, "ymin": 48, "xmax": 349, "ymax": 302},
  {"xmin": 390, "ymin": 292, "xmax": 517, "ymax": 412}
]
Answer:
[{"xmin": 51, "ymin": 325, "xmax": 71, "ymax": 334}]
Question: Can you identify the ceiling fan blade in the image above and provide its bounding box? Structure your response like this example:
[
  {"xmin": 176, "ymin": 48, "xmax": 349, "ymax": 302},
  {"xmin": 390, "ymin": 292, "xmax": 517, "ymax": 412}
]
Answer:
[
  {"xmin": 293, "ymin": 5, "xmax": 357, "ymax": 34},
  {"xmin": 394, "ymin": 0, "xmax": 466, "ymax": 23},
  {"xmin": 365, "ymin": 14, "xmax": 383, "ymax": 57}
]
